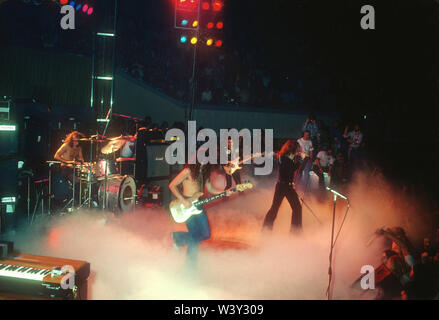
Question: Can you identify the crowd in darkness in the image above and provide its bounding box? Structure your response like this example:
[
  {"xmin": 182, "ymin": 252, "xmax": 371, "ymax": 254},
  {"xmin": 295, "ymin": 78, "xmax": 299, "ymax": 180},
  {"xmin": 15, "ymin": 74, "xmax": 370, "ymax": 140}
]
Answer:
[
  {"xmin": 0, "ymin": 1, "xmax": 335, "ymax": 110},
  {"xmin": 116, "ymin": 18, "xmax": 334, "ymax": 110}
]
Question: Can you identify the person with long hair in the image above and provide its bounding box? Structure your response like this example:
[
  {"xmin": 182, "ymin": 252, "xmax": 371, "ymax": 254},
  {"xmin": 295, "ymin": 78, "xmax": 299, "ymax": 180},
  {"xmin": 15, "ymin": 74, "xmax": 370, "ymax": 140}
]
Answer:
[
  {"xmin": 53, "ymin": 131, "xmax": 86, "ymax": 208},
  {"xmin": 262, "ymin": 139, "xmax": 303, "ymax": 233},
  {"xmin": 54, "ymin": 131, "xmax": 85, "ymax": 167},
  {"xmin": 169, "ymin": 160, "xmax": 230, "ymax": 267}
]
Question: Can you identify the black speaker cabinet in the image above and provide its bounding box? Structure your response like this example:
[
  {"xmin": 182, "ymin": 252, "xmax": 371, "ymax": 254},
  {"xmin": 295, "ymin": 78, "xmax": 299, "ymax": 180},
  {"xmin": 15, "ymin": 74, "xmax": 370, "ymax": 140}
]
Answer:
[
  {"xmin": 135, "ymin": 138, "xmax": 171, "ymax": 182},
  {"xmin": 146, "ymin": 144, "xmax": 171, "ymax": 179}
]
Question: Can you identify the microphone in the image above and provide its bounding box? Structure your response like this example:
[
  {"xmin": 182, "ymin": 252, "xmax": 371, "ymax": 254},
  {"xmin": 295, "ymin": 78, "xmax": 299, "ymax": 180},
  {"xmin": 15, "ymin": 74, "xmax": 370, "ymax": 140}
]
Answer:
[{"xmin": 326, "ymin": 187, "xmax": 349, "ymax": 202}]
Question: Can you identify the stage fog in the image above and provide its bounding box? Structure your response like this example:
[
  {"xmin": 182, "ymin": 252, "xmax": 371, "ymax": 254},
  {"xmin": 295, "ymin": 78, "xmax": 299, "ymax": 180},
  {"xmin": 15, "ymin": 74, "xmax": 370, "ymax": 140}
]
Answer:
[{"xmin": 10, "ymin": 169, "xmax": 432, "ymax": 299}]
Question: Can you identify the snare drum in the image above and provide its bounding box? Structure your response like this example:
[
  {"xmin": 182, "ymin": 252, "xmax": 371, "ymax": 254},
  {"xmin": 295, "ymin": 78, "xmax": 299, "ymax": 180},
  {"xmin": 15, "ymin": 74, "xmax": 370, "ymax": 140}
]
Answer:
[{"xmin": 98, "ymin": 175, "xmax": 136, "ymax": 213}]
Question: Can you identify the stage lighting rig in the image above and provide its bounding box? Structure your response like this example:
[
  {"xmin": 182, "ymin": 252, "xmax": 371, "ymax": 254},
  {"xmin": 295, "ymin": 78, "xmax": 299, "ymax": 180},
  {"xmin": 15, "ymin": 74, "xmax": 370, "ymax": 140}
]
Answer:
[{"xmin": 175, "ymin": 0, "xmax": 224, "ymax": 48}]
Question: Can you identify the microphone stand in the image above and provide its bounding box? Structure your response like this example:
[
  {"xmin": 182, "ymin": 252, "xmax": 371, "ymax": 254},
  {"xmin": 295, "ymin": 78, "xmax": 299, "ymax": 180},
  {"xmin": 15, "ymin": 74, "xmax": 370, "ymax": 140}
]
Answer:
[
  {"xmin": 297, "ymin": 191, "xmax": 322, "ymax": 225},
  {"xmin": 292, "ymin": 155, "xmax": 322, "ymax": 225},
  {"xmin": 325, "ymin": 187, "xmax": 350, "ymax": 300}
]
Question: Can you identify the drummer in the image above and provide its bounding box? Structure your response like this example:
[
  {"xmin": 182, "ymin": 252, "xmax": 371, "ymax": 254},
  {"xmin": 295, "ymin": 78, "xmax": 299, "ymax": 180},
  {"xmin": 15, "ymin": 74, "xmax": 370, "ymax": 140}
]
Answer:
[
  {"xmin": 54, "ymin": 131, "xmax": 86, "ymax": 205},
  {"xmin": 54, "ymin": 131, "xmax": 86, "ymax": 174}
]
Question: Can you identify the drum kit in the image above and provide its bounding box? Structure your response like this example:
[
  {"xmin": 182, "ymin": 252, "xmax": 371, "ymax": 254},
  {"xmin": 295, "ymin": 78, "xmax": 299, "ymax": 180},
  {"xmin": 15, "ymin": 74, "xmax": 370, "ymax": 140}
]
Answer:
[{"xmin": 47, "ymin": 134, "xmax": 137, "ymax": 215}]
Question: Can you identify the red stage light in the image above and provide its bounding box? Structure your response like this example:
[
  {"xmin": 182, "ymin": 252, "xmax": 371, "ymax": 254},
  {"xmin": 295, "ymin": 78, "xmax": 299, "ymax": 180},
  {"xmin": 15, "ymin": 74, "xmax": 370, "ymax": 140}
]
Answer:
[
  {"xmin": 213, "ymin": 0, "xmax": 223, "ymax": 11},
  {"xmin": 216, "ymin": 21, "xmax": 223, "ymax": 29},
  {"xmin": 207, "ymin": 22, "xmax": 214, "ymax": 29},
  {"xmin": 215, "ymin": 40, "xmax": 222, "ymax": 47},
  {"xmin": 202, "ymin": 2, "xmax": 210, "ymax": 10},
  {"xmin": 82, "ymin": 4, "xmax": 88, "ymax": 12},
  {"xmin": 177, "ymin": 0, "xmax": 197, "ymax": 10},
  {"xmin": 87, "ymin": 7, "xmax": 93, "ymax": 15},
  {"xmin": 60, "ymin": 0, "xmax": 68, "ymax": 5}
]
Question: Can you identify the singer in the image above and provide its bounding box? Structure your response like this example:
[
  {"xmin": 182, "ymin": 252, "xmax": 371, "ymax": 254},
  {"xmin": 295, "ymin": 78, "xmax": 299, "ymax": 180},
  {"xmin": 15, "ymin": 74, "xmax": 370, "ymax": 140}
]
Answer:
[{"xmin": 262, "ymin": 139, "xmax": 303, "ymax": 233}]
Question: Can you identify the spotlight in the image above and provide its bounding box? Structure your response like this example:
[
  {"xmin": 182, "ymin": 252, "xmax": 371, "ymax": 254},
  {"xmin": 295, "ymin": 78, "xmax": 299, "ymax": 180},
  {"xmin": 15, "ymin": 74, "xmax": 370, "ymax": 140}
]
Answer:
[
  {"xmin": 202, "ymin": 2, "xmax": 210, "ymax": 10},
  {"xmin": 213, "ymin": 0, "xmax": 223, "ymax": 11}
]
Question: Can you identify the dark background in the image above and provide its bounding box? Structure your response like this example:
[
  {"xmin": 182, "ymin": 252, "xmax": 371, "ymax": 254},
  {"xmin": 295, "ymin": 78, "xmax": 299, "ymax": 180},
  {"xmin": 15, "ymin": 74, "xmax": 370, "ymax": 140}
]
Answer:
[{"xmin": 0, "ymin": 0, "xmax": 438, "ymax": 207}]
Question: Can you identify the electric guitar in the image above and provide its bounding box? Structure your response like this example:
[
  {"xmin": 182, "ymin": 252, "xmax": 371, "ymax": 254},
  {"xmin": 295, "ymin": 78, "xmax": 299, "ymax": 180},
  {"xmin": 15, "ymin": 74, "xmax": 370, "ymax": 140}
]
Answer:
[
  {"xmin": 169, "ymin": 182, "xmax": 253, "ymax": 223},
  {"xmin": 223, "ymin": 152, "xmax": 265, "ymax": 176}
]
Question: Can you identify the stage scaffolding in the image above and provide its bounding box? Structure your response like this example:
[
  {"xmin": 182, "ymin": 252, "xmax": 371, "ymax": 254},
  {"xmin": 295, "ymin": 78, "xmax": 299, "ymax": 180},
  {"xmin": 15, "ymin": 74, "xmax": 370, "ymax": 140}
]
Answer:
[{"xmin": 90, "ymin": 0, "xmax": 118, "ymax": 137}]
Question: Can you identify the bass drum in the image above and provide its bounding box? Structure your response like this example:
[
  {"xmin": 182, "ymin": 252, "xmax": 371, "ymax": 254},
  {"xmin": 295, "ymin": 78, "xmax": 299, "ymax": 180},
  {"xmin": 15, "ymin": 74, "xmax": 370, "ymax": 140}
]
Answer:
[{"xmin": 98, "ymin": 175, "xmax": 136, "ymax": 214}]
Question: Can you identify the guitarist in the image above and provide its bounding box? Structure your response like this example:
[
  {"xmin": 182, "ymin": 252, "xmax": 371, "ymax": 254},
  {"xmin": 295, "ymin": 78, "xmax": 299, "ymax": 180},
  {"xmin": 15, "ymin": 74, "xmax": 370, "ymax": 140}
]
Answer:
[
  {"xmin": 262, "ymin": 139, "xmax": 303, "ymax": 233},
  {"xmin": 169, "ymin": 162, "xmax": 233, "ymax": 266},
  {"xmin": 223, "ymin": 137, "xmax": 242, "ymax": 191}
]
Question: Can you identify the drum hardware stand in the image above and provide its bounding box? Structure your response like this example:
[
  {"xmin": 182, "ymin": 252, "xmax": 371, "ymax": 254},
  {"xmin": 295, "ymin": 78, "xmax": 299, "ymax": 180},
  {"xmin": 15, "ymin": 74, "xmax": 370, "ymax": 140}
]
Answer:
[
  {"xmin": 133, "ymin": 122, "xmax": 138, "ymax": 211},
  {"xmin": 47, "ymin": 160, "xmax": 62, "ymax": 216},
  {"xmin": 30, "ymin": 179, "xmax": 50, "ymax": 225},
  {"xmin": 71, "ymin": 160, "xmax": 76, "ymax": 212},
  {"xmin": 48, "ymin": 164, "xmax": 52, "ymax": 215},
  {"xmin": 27, "ymin": 175, "xmax": 30, "ymax": 223},
  {"xmin": 78, "ymin": 163, "xmax": 82, "ymax": 208},
  {"xmin": 78, "ymin": 163, "xmax": 95, "ymax": 209},
  {"xmin": 102, "ymin": 153, "xmax": 108, "ymax": 211}
]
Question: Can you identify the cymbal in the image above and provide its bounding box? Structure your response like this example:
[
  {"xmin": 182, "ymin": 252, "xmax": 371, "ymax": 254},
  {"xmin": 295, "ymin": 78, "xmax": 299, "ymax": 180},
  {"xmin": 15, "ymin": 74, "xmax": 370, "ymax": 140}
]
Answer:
[{"xmin": 101, "ymin": 139, "xmax": 126, "ymax": 154}]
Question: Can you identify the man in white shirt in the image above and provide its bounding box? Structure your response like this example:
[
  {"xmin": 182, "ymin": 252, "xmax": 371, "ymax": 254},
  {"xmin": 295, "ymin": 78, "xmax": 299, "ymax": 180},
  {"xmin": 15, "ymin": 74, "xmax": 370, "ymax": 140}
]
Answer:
[
  {"xmin": 313, "ymin": 146, "xmax": 335, "ymax": 190},
  {"xmin": 296, "ymin": 130, "xmax": 314, "ymax": 188}
]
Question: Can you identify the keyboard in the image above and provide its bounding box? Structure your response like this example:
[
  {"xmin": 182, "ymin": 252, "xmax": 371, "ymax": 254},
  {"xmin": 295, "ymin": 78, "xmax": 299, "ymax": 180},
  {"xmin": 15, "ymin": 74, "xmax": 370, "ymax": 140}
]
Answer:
[{"xmin": 0, "ymin": 253, "xmax": 90, "ymax": 300}]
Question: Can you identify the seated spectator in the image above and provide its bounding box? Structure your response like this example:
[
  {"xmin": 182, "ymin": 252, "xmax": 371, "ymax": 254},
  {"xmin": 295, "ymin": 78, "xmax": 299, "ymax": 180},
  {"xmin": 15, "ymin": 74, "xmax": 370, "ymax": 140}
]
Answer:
[{"xmin": 312, "ymin": 145, "xmax": 335, "ymax": 193}]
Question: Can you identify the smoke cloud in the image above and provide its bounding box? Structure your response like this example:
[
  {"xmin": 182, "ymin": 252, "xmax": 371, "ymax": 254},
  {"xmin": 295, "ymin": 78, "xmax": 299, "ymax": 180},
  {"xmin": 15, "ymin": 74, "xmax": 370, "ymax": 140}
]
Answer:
[{"xmin": 9, "ymin": 168, "xmax": 432, "ymax": 299}]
